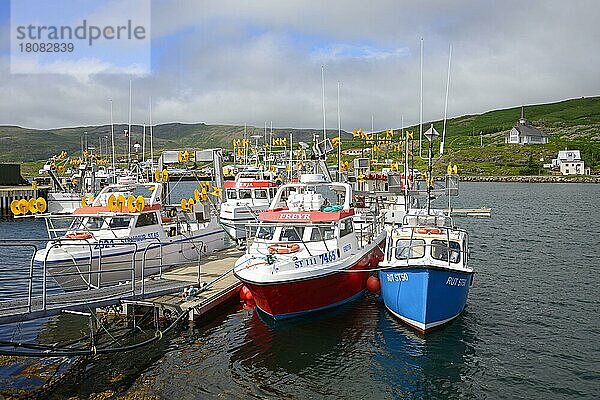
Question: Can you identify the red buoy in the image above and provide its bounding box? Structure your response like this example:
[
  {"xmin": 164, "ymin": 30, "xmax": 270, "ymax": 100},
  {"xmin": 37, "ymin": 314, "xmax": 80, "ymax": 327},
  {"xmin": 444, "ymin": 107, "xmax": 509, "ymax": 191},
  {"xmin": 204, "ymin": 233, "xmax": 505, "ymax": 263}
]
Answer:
[
  {"xmin": 366, "ymin": 275, "xmax": 381, "ymax": 293},
  {"xmin": 242, "ymin": 299, "xmax": 255, "ymax": 310},
  {"xmin": 240, "ymin": 285, "xmax": 253, "ymax": 301}
]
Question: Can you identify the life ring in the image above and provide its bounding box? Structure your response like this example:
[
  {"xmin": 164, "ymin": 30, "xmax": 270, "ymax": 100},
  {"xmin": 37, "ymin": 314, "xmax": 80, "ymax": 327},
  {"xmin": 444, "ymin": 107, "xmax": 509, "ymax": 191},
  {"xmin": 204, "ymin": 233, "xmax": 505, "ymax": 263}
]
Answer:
[
  {"xmin": 268, "ymin": 243, "xmax": 301, "ymax": 254},
  {"xmin": 415, "ymin": 227, "xmax": 442, "ymax": 235},
  {"xmin": 65, "ymin": 231, "xmax": 93, "ymax": 240}
]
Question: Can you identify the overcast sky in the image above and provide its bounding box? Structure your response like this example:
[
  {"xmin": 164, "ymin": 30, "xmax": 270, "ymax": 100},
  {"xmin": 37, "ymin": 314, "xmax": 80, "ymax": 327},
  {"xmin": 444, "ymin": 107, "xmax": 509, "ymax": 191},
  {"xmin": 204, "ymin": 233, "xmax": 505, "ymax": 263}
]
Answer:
[{"xmin": 0, "ymin": 0, "xmax": 599, "ymax": 130}]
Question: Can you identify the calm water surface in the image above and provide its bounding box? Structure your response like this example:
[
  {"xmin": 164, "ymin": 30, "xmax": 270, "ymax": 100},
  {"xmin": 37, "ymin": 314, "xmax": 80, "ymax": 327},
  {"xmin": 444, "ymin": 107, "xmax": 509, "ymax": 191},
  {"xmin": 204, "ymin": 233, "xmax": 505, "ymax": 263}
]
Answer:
[{"xmin": 0, "ymin": 183, "xmax": 598, "ymax": 399}]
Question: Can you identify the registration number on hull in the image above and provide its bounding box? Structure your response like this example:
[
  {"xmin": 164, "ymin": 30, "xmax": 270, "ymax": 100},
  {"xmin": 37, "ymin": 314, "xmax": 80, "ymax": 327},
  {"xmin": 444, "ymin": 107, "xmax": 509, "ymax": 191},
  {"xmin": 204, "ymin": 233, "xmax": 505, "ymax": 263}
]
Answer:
[
  {"xmin": 386, "ymin": 272, "xmax": 409, "ymax": 282},
  {"xmin": 294, "ymin": 250, "xmax": 337, "ymax": 268}
]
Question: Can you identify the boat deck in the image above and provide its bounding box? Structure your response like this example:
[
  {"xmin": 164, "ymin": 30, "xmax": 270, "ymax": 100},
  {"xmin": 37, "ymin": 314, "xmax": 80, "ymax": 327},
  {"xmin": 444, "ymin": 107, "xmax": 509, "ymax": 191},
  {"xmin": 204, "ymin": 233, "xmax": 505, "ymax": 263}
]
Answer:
[{"xmin": 0, "ymin": 247, "xmax": 243, "ymax": 325}]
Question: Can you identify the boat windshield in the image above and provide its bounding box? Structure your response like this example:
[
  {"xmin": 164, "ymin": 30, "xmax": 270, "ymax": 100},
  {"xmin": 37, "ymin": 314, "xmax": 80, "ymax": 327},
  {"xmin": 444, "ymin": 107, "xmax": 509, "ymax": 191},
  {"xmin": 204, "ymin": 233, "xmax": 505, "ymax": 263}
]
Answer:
[
  {"xmin": 309, "ymin": 226, "xmax": 335, "ymax": 241},
  {"xmin": 239, "ymin": 189, "xmax": 252, "ymax": 199},
  {"xmin": 226, "ymin": 189, "xmax": 237, "ymax": 200},
  {"xmin": 431, "ymin": 240, "xmax": 461, "ymax": 263},
  {"xmin": 393, "ymin": 239, "xmax": 426, "ymax": 260},
  {"xmin": 256, "ymin": 226, "xmax": 275, "ymax": 240},
  {"xmin": 84, "ymin": 217, "xmax": 105, "ymax": 231},
  {"xmin": 109, "ymin": 217, "xmax": 132, "ymax": 229},
  {"xmin": 279, "ymin": 227, "xmax": 304, "ymax": 242},
  {"xmin": 255, "ymin": 189, "xmax": 268, "ymax": 199}
]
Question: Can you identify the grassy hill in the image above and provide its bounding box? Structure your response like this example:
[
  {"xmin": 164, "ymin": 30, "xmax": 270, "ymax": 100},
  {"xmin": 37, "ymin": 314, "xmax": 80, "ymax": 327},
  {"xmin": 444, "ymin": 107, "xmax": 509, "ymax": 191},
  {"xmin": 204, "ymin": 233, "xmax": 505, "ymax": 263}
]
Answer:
[
  {"xmin": 2, "ymin": 96, "xmax": 599, "ymax": 176},
  {"xmin": 342, "ymin": 96, "xmax": 600, "ymax": 175}
]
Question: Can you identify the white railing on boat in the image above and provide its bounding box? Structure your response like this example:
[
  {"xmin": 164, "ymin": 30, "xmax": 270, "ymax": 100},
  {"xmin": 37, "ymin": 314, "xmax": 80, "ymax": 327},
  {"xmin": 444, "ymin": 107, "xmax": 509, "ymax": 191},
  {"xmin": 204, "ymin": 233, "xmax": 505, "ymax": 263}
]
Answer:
[{"xmin": 0, "ymin": 237, "xmax": 206, "ymax": 316}]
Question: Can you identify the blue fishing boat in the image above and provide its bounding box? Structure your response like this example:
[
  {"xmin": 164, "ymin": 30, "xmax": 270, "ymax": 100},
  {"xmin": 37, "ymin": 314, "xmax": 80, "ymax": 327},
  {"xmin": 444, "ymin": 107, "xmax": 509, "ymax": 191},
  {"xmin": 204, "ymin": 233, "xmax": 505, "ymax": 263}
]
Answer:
[
  {"xmin": 378, "ymin": 123, "xmax": 474, "ymax": 333},
  {"xmin": 378, "ymin": 211, "xmax": 473, "ymax": 332}
]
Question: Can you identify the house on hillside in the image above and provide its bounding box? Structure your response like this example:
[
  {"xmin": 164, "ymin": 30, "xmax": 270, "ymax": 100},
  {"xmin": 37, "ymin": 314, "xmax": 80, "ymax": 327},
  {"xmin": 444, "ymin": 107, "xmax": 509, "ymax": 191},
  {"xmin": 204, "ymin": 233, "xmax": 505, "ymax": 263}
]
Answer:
[
  {"xmin": 551, "ymin": 150, "xmax": 587, "ymax": 175},
  {"xmin": 505, "ymin": 107, "xmax": 548, "ymax": 145}
]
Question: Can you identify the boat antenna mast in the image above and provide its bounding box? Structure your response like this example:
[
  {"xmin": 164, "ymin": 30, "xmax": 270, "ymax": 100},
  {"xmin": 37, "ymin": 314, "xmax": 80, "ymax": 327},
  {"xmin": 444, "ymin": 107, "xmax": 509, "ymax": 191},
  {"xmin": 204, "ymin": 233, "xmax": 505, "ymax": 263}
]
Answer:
[{"xmin": 440, "ymin": 44, "xmax": 452, "ymax": 156}]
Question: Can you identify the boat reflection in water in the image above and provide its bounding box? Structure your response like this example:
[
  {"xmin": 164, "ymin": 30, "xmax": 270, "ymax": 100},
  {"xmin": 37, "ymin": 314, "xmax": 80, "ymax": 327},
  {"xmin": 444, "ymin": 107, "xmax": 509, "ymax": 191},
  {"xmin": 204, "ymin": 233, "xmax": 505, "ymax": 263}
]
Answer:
[{"xmin": 373, "ymin": 304, "xmax": 478, "ymax": 398}]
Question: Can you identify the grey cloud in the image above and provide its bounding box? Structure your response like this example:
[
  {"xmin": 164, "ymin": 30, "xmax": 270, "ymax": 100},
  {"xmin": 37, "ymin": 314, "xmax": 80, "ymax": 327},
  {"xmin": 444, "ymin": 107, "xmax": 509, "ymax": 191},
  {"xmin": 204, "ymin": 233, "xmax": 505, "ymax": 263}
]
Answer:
[{"xmin": 0, "ymin": 0, "xmax": 598, "ymax": 130}]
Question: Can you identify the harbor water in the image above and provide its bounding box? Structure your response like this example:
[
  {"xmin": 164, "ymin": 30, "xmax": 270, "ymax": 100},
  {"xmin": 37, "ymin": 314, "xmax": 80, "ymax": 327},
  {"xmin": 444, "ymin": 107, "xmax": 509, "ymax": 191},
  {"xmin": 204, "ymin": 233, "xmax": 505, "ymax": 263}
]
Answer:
[{"xmin": 0, "ymin": 182, "xmax": 598, "ymax": 399}]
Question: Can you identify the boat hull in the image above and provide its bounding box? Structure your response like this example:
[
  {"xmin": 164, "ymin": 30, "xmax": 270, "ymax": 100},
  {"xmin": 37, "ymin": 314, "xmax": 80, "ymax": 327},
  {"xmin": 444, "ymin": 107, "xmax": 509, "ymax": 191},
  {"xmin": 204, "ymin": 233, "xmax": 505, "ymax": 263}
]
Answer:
[
  {"xmin": 240, "ymin": 243, "xmax": 384, "ymax": 319},
  {"xmin": 34, "ymin": 229, "xmax": 226, "ymax": 291},
  {"xmin": 379, "ymin": 267, "xmax": 473, "ymax": 332}
]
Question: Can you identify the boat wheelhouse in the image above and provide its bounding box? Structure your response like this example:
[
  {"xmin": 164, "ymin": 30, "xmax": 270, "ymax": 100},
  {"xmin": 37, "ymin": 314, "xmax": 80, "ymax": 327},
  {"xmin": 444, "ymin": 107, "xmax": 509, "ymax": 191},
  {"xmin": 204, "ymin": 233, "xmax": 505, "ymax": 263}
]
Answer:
[
  {"xmin": 219, "ymin": 170, "xmax": 283, "ymax": 240},
  {"xmin": 34, "ymin": 182, "xmax": 226, "ymax": 291},
  {"xmin": 234, "ymin": 173, "xmax": 385, "ymax": 319}
]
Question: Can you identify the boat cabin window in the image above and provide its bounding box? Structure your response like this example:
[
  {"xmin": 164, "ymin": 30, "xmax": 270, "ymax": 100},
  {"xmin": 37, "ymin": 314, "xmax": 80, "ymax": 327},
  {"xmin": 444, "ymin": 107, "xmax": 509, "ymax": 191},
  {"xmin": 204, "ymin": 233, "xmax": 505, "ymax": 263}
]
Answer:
[
  {"xmin": 269, "ymin": 188, "xmax": 277, "ymax": 198},
  {"xmin": 394, "ymin": 239, "xmax": 425, "ymax": 260},
  {"xmin": 239, "ymin": 189, "xmax": 252, "ymax": 199},
  {"xmin": 280, "ymin": 227, "xmax": 305, "ymax": 242},
  {"xmin": 226, "ymin": 189, "xmax": 237, "ymax": 200},
  {"xmin": 339, "ymin": 220, "xmax": 353, "ymax": 237},
  {"xmin": 431, "ymin": 240, "xmax": 461, "ymax": 263},
  {"xmin": 256, "ymin": 226, "xmax": 275, "ymax": 240},
  {"xmin": 84, "ymin": 217, "xmax": 105, "ymax": 230},
  {"xmin": 109, "ymin": 217, "xmax": 131, "ymax": 229},
  {"xmin": 310, "ymin": 227, "xmax": 335, "ymax": 241},
  {"xmin": 135, "ymin": 212, "xmax": 158, "ymax": 228},
  {"xmin": 254, "ymin": 189, "xmax": 268, "ymax": 199}
]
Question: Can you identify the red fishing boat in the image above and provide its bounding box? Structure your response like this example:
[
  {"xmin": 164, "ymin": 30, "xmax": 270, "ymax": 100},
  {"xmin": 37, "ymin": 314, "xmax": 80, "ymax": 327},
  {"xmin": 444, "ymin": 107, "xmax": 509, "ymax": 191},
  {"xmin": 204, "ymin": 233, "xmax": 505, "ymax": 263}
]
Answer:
[{"xmin": 233, "ymin": 173, "xmax": 385, "ymax": 319}]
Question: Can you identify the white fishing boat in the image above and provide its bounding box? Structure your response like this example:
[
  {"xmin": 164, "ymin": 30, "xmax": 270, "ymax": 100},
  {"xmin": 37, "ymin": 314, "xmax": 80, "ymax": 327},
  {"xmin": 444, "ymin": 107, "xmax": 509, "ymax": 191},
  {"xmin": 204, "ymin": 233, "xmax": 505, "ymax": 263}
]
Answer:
[
  {"xmin": 219, "ymin": 170, "xmax": 283, "ymax": 240},
  {"xmin": 34, "ymin": 182, "xmax": 226, "ymax": 291},
  {"xmin": 233, "ymin": 173, "xmax": 386, "ymax": 319}
]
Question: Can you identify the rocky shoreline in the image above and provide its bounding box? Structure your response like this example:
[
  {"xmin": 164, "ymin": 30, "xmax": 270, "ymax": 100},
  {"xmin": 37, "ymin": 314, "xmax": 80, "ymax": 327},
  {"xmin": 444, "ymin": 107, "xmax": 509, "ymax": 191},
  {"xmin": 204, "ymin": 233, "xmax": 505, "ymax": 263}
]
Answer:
[{"xmin": 459, "ymin": 175, "xmax": 600, "ymax": 184}]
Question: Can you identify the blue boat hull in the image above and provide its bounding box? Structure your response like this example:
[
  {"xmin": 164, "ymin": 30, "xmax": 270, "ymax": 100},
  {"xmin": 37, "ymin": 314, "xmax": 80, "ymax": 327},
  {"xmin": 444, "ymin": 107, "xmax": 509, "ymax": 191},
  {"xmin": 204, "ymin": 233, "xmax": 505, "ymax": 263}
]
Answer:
[{"xmin": 378, "ymin": 267, "xmax": 473, "ymax": 332}]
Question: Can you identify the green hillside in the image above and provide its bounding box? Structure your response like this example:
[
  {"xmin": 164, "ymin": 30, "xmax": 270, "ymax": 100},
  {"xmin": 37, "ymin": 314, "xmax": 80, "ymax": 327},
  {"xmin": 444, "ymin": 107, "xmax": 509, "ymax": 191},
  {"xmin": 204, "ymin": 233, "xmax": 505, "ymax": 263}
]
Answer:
[
  {"xmin": 342, "ymin": 96, "xmax": 600, "ymax": 175},
  {"xmin": 2, "ymin": 96, "xmax": 599, "ymax": 176}
]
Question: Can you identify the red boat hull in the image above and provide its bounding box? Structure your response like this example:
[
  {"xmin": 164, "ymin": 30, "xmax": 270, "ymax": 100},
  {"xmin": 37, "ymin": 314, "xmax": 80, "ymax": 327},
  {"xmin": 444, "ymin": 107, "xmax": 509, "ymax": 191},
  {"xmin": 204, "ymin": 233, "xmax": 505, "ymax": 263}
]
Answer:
[{"xmin": 243, "ymin": 244, "xmax": 384, "ymax": 319}]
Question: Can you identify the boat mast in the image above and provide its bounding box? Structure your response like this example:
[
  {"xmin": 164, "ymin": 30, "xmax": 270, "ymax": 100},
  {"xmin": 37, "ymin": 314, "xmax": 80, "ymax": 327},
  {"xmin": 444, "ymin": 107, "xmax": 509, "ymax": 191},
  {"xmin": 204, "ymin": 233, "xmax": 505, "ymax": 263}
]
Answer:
[
  {"xmin": 128, "ymin": 79, "xmax": 132, "ymax": 166},
  {"xmin": 440, "ymin": 44, "xmax": 452, "ymax": 156},
  {"xmin": 109, "ymin": 99, "xmax": 116, "ymax": 184},
  {"xmin": 419, "ymin": 38, "xmax": 424, "ymax": 158},
  {"xmin": 426, "ymin": 124, "xmax": 434, "ymax": 215},
  {"xmin": 337, "ymin": 80, "xmax": 341, "ymax": 182},
  {"xmin": 142, "ymin": 123, "xmax": 146, "ymax": 165},
  {"xmin": 321, "ymin": 65, "xmax": 327, "ymax": 142},
  {"xmin": 149, "ymin": 97, "xmax": 154, "ymax": 175}
]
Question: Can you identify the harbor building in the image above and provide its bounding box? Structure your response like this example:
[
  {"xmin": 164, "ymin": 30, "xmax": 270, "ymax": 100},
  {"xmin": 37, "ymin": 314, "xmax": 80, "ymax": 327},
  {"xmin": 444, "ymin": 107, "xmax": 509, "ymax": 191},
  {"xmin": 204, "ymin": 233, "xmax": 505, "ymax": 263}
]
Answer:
[{"xmin": 551, "ymin": 150, "xmax": 587, "ymax": 175}]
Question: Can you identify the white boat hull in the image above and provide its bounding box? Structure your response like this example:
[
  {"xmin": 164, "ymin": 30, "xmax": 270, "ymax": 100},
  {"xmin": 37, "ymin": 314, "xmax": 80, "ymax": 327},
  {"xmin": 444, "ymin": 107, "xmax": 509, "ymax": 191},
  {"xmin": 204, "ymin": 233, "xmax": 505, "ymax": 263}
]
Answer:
[{"xmin": 34, "ymin": 229, "xmax": 226, "ymax": 291}]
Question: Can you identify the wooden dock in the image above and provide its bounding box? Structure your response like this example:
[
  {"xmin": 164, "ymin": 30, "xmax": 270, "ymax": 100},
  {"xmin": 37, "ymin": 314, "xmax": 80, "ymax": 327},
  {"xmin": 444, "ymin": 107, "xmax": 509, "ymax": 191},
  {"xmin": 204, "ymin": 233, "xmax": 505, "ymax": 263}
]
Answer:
[
  {"xmin": 122, "ymin": 247, "xmax": 244, "ymax": 321},
  {"xmin": 444, "ymin": 208, "xmax": 492, "ymax": 217}
]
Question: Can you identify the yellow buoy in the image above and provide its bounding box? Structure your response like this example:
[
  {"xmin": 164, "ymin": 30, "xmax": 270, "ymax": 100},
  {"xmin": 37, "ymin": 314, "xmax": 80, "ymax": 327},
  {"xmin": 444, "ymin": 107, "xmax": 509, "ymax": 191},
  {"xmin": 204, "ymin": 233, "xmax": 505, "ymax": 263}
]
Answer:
[
  {"xmin": 188, "ymin": 197, "xmax": 195, "ymax": 210},
  {"xmin": 162, "ymin": 169, "xmax": 169, "ymax": 182},
  {"xmin": 81, "ymin": 195, "xmax": 90, "ymax": 208},
  {"xmin": 194, "ymin": 189, "xmax": 201, "ymax": 202},
  {"xmin": 210, "ymin": 187, "xmax": 222, "ymax": 197},
  {"xmin": 10, "ymin": 199, "xmax": 21, "ymax": 216},
  {"xmin": 126, "ymin": 196, "xmax": 137, "ymax": 212},
  {"xmin": 180, "ymin": 198, "xmax": 188, "ymax": 212},
  {"xmin": 154, "ymin": 169, "xmax": 161, "ymax": 182},
  {"xmin": 116, "ymin": 194, "xmax": 126, "ymax": 212},
  {"xmin": 18, "ymin": 199, "xmax": 29, "ymax": 215},
  {"xmin": 28, "ymin": 198, "xmax": 38, "ymax": 214},
  {"xmin": 135, "ymin": 195, "xmax": 145, "ymax": 212},
  {"xmin": 36, "ymin": 197, "xmax": 47, "ymax": 213},
  {"xmin": 107, "ymin": 194, "xmax": 117, "ymax": 212}
]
